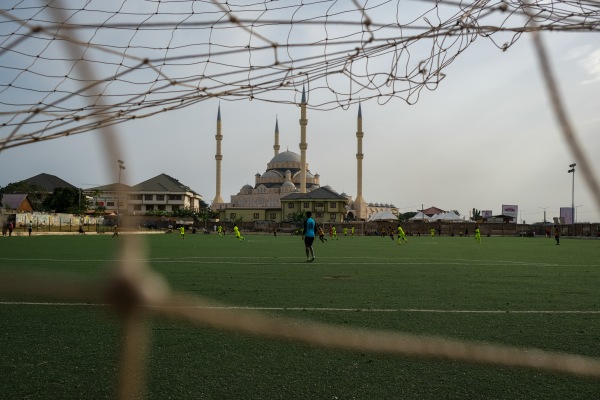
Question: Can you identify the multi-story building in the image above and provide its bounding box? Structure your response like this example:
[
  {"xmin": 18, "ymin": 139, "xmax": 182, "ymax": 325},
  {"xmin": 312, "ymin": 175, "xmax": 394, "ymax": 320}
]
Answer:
[
  {"xmin": 87, "ymin": 174, "xmax": 202, "ymax": 215},
  {"xmin": 127, "ymin": 174, "xmax": 202, "ymax": 214},
  {"xmin": 280, "ymin": 186, "xmax": 349, "ymax": 224}
]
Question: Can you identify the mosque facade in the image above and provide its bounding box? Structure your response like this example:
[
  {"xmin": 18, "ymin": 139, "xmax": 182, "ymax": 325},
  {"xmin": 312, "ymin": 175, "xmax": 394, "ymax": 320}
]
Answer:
[{"xmin": 212, "ymin": 88, "xmax": 397, "ymax": 223}]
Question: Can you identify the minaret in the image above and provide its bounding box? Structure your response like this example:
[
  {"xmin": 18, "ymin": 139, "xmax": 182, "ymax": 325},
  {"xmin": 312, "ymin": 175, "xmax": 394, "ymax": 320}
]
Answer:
[
  {"xmin": 299, "ymin": 86, "xmax": 308, "ymax": 193},
  {"xmin": 212, "ymin": 105, "xmax": 224, "ymax": 210},
  {"xmin": 273, "ymin": 116, "xmax": 280, "ymax": 157},
  {"xmin": 354, "ymin": 103, "xmax": 367, "ymax": 220}
]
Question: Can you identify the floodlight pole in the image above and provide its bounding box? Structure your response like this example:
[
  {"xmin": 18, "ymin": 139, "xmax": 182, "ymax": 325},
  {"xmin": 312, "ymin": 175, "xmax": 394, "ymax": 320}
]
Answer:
[
  {"xmin": 118, "ymin": 159, "xmax": 126, "ymax": 215},
  {"xmin": 568, "ymin": 163, "xmax": 576, "ymax": 235}
]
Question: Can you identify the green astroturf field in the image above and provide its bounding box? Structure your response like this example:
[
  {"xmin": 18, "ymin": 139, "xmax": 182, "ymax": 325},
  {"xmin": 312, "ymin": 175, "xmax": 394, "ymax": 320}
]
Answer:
[{"xmin": 1, "ymin": 233, "xmax": 599, "ymax": 399}]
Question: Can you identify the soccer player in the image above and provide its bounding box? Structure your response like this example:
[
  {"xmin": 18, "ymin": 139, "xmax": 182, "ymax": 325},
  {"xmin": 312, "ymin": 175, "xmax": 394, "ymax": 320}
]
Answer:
[
  {"xmin": 430, "ymin": 227, "xmax": 435, "ymax": 238},
  {"xmin": 317, "ymin": 226, "xmax": 327, "ymax": 243},
  {"xmin": 217, "ymin": 225, "xmax": 223, "ymax": 236},
  {"xmin": 112, "ymin": 225, "xmax": 119, "ymax": 238},
  {"xmin": 332, "ymin": 225, "xmax": 338, "ymax": 240},
  {"xmin": 343, "ymin": 227, "xmax": 348, "ymax": 237},
  {"xmin": 303, "ymin": 211, "xmax": 316, "ymax": 262},
  {"xmin": 180, "ymin": 225, "xmax": 185, "ymax": 239},
  {"xmin": 233, "ymin": 224, "xmax": 245, "ymax": 241},
  {"xmin": 475, "ymin": 226, "xmax": 481, "ymax": 243},
  {"xmin": 351, "ymin": 226, "xmax": 355, "ymax": 237},
  {"xmin": 397, "ymin": 224, "xmax": 408, "ymax": 244},
  {"xmin": 554, "ymin": 225, "xmax": 560, "ymax": 245}
]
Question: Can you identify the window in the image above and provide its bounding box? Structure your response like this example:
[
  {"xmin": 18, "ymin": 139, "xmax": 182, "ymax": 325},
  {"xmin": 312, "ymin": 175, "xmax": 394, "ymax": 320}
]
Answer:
[
  {"xmin": 330, "ymin": 202, "xmax": 337, "ymax": 209},
  {"xmin": 158, "ymin": 205, "xmax": 166, "ymax": 211},
  {"xmin": 315, "ymin": 202, "xmax": 324, "ymax": 207},
  {"xmin": 288, "ymin": 203, "xmax": 295, "ymax": 209},
  {"xmin": 156, "ymin": 195, "xmax": 165, "ymax": 201},
  {"xmin": 146, "ymin": 205, "xmax": 154, "ymax": 211},
  {"xmin": 315, "ymin": 212, "xmax": 323, "ymax": 218},
  {"xmin": 133, "ymin": 205, "xmax": 142, "ymax": 211},
  {"xmin": 270, "ymin": 213, "xmax": 276, "ymax": 220},
  {"xmin": 329, "ymin": 213, "xmax": 337, "ymax": 221},
  {"xmin": 172, "ymin": 205, "xmax": 180, "ymax": 211},
  {"xmin": 253, "ymin": 213, "xmax": 260, "ymax": 219},
  {"xmin": 144, "ymin": 194, "xmax": 153, "ymax": 201},
  {"xmin": 230, "ymin": 213, "xmax": 236, "ymax": 220},
  {"xmin": 107, "ymin": 201, "xmax": 115, "ymax": 207},
  {"xmin": 169, "ymin": 194, "xmax": 182, "ymax": 201},
  {"xmin": 303, "ymin": 202, "xmax": 310, "ymax": 208}
]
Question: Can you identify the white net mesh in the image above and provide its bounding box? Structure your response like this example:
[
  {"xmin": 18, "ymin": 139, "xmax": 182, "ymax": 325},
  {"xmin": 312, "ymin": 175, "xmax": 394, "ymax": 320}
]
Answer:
[{"xmin": 1, "ymin": 0, "xmax": 599, "ymax": 149}]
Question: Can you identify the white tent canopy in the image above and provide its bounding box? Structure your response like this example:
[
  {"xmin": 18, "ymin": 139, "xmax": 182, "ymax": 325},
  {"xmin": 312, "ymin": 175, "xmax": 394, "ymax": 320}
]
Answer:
[
  {"xmin": 431, "ymin": 211, "xmax": 462, "ymax": 221},
  {"xmin": 367, "ymin": 210, "xmax": 398, "ymax": 222},
  {"xmin": 409, "ymin": 211, "xmax": 430, "ymax": 221}
]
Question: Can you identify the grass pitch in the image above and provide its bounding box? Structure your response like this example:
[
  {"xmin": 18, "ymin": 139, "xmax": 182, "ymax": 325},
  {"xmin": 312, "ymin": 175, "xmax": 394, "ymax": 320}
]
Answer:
[{"xmin": 1, "ymin": 233, "xmax": 599, "ymax": 399}]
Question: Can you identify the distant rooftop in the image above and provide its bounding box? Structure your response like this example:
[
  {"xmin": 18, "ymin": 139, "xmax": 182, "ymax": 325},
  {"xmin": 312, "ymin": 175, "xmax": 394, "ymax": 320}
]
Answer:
[{"xmin": 21, "ymin": 173, "xmax": 76, "ymax": 192}]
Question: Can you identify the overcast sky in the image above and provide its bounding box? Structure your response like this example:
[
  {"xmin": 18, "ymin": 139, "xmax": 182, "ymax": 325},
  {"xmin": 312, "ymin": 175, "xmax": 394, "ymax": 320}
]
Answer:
[{"xmin": 1, "ymin": 1, "xmax": 599, "ymax": 223}]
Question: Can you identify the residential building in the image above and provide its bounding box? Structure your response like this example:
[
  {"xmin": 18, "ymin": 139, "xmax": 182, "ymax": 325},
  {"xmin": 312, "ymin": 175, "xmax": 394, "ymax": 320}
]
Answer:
[
  {"xmin": 280, "ymin": 186, "xmax": 349, "ymax": 224},
  {"xmin": 127, "ymin": 174, "xmax": 202, "ymax": 214},
  {"xmin": 1, "ymin": 194, "xmax": 34, "ymax": 212}
]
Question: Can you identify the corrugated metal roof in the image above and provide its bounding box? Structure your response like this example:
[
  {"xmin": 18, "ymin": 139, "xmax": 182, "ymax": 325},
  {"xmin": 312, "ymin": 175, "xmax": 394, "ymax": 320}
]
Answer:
[{"xmin": 1, "ymin": 193, "xmax": 30, "ymax": 209}]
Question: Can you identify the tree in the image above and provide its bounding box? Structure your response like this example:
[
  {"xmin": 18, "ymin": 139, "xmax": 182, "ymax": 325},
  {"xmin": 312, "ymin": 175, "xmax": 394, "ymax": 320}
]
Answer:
[
  {"xmin": 472, "ymin": 208, "xmax": 481, "ymax": 221},
  {"xmin": 89, "ymin": 189, "xmax": 106, "ymax": 214},
  {"xmin": 286, "ymin": 210, "xmax": 306, "ymax": 225},
  {"xmin": 197, "ymin": 200, "xmax": 218, "ymax": 222},
  {"xmin": 172, "ymin": 206, "xmax": 196, "ymax": 218},
  {"xmin": 42, "ymin": 187, "xmax": 87, "ymax": 214},
  {"xmin": 145, "ymin": 209, "xmax": 170, "ymax": 217},
  {"xmin": 400, "ymin": 212, "xmax": 417, "ymax": 221},
  {"xmin": 146, "ymin": 201, "xmax": 218, "ymax": 222}
]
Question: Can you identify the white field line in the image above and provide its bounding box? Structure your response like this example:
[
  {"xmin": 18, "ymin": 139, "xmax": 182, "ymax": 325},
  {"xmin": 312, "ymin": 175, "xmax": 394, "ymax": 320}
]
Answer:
[
  {"xmin": 1, "ymin": 302, "xmax": 599, "ymax": 314},
  {"xmin": 0, "ymin": 257, "xmax": 567, "ymax": 267}
]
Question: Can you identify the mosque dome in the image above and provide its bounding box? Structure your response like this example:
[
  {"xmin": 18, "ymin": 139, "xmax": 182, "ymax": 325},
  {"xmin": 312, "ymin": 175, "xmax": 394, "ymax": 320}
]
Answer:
[
  {"xmin": 269, "ymin": 150, "xmax": 301, "ymax": 164},
  {"xmin": 281, "ymin": 181, "xmax": 297, "ymax": 192},
  {"xmin": 238, "ymin": 184, "xmax": 254, "ymax": 194},
  {"xmin": 292, "ymin": 170, "xmax": 315, "ymax": 179},
  {"xmin": 262, "ymin": 170, "xmax": 283, "ymax": 179}
]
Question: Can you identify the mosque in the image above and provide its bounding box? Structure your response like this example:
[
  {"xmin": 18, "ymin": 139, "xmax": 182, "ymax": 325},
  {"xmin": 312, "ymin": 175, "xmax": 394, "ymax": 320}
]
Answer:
[{"xmin": 211, "ymin": 88, "xmax": 398, "ymax": 223}]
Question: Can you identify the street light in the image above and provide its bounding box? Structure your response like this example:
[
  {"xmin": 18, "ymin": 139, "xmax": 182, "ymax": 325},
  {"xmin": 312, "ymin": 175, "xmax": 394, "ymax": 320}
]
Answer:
[
  {"xmin": 568, "ymin": 163, "xmax": 576, "ymax": 233},
  {"xmin": 117, "ymin": 160, "xmax": 126, "ymax": 214}
]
